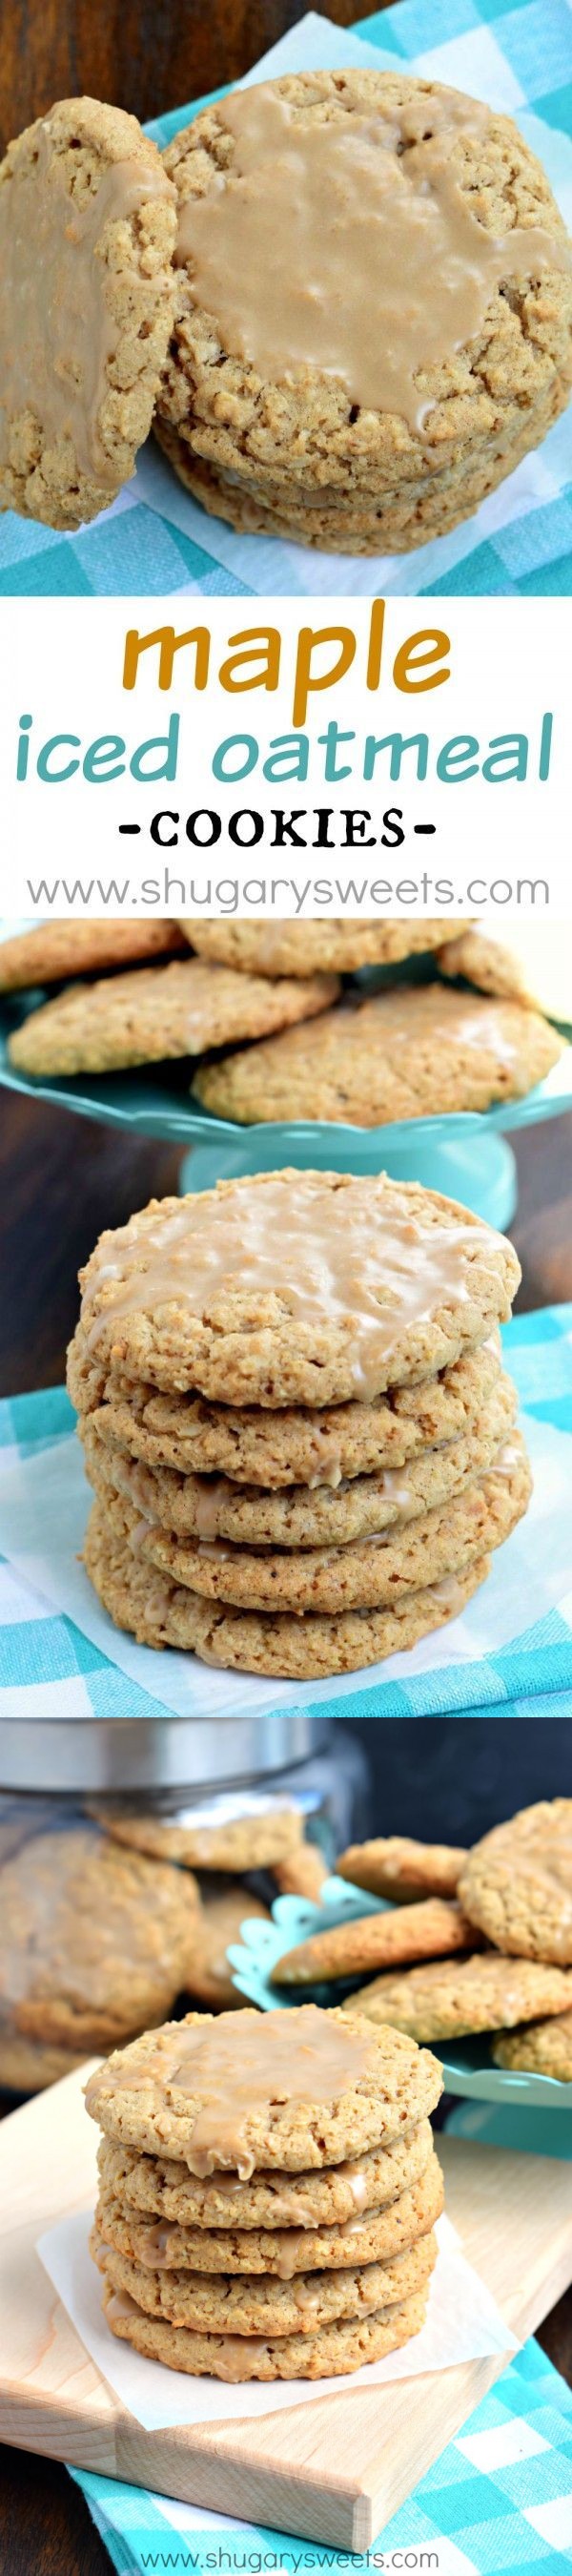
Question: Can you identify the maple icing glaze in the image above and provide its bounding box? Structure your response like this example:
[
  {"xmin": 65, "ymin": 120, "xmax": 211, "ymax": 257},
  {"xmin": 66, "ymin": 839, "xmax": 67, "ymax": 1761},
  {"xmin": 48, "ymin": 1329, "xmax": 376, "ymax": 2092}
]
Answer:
[
  {"xmin": 86, "ymin": 2005, "xmax": 376, "ymax": 2178},
  {"xmin": 81, "ymin": 1172, "xmax": 501, "ymax": 1404},
  {"xmin": 0, "ymin": 126, "xmax": 171, "ymax": 479},
  {"xmin": 174, "ymin": 81, "xmax": 571, "ymax": 428}
]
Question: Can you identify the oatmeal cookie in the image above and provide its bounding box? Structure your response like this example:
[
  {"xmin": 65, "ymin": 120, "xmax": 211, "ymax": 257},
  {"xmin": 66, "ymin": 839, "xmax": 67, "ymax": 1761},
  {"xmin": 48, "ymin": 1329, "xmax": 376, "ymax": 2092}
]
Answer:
[
  {"xmin": 156, "ymin": 72, "xmax": 572, "ymax": 553},
  {"xmin": 72, "ymin": 1171, "xmax": 521, "ymax": 1409},
  {"xmin": 337, "ymin": 1838, "xmax": 467, "ymax": 1903},
  {"xmin": 185, "ymin": 1882, "xmax": 269, "ymax": 2009},
  {"xmin": 344, "ymin": 1954, "xmax": 572, "ymax": 2042},
  {"xmin": 459, "ymin": 1800, "xmax": 572, "ymax": 1964},
  {"xmin": 184, "ymin": 920, "xmax": 467, "ymax": 978},
  {"xmin": 69, "ymin": 1332, "xmax": 503, "ymax": 1486},
  {"xmin": 437, "ymin": 924, "xmax": 571, "ymax": 1025},
  {"xmin": 84, "ymin": 2003, "xmax": 443, "ymax": 2168},
  {"xmin": 92, "ymin": 2220, "xmax": 437, "ymax": 2335},
  {"xmin": 0, "ymin": 1824, "xmax": 197, "ymax": 2049},
  {"xmin": 0, "ymin": 96, "xmax": 177, "ymax": 529},
  {"xmin": 101, "ymin": 2275, "xmax": 428, "ymax": 2376},
  {"xmin": 0, "ymin": 2025, "xmax": 89, "ymax": 2092},
  {"xmin": 493, "ymin": 2011, "xmax": 572, "ymax": 2082},
  {"xmin": 95, "ymin": 2151, "xmax": 444, "ymax": 2273},
  {"xmin": 83, "ymin": 1500, "xmax": 491, "ymax": 1674},
  {"xmin": 161, "ymin": 381, "xmax": 565, "ymax": 551},
  {"xmin": 0, "ymin": 921, "xmax": 187, "ymax": 991},
  {"xmin": 80, "ymin": 1368, "xmax": 517, "ymax": 1544},
  {"xmin": 127, "ymin": 1433, "xmax": 531, "ymax": 1612},
  {"xmin": 193, "ymin": 987, "xmax": 562, "ymax": 1127},
  {"xmin": 97, "ymin": 2113, "xmax": 436, "ymax": 2231},
  {"xmin": 272, "ymin": 1898, "xmax": 481, "ymax": 1987},
  {"xmin": 87, "ymin": 1801, "xmax": 303, "ymax": 1872}
]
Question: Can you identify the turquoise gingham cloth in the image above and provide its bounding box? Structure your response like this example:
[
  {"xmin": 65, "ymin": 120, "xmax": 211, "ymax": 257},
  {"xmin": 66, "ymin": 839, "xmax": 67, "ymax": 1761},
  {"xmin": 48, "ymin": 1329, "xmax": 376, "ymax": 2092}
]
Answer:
[
  {"xmin": 70, "ymin": 2339, "xmax": 572, "ymax": 2572},
  {"xmin": 1, "ymin": 0, "xmax": 571, "ymax": 600},
  {"xmin": 1, "ymin": 1305, "xmax": 571, "ymax": 1718}
]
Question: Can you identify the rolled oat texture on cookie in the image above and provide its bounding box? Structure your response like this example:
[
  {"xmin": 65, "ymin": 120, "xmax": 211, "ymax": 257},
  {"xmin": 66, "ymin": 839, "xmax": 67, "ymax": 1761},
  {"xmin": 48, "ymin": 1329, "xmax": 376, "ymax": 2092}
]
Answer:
[
  {"xmin": 156, "ymin": 71, "xmax": 572, "ymax": 552},
  {"xmin": 84, "ymin": 2003, "xmax": 443, "ymax": 2169},
  {"xmin": 459, "ymin": 1801, "xmax": 572, "ymax": 1964},
  {"xmin": 192, "ymin": 987, "xmax": 562, "ymax": 1128},
  {"xmin": 0, "ymin": 96, "xmax": 178, "ymax": 528}
]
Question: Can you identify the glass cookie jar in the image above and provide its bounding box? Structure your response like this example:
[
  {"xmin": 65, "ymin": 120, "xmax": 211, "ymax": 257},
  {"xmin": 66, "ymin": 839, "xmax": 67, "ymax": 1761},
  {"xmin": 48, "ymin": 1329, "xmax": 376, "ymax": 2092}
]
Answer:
[{"xmin": 0, "ymin": 1713, "xmax": 369, "ymax": 2096}]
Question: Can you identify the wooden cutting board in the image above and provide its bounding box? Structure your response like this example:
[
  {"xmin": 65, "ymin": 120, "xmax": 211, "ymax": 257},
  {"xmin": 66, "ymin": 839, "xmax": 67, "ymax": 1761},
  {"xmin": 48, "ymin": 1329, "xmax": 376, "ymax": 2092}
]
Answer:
[{"xmin": 1, "ymin": 2064, "xmax": 571, "ymax": 2550}]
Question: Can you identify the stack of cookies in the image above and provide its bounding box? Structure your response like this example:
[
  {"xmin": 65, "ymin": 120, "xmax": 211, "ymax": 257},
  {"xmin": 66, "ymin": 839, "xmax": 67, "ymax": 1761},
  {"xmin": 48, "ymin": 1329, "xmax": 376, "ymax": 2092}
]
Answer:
[
  {"xmin": 68, "ymin": 1167, "xmax": 531, "ymax": 1680},
  {"xmin": 6, "ymin": 914, "xmax": 563, "ymax": 1120},
  {"xmin": 270, "ymin": 1819, "xmax": 572, "ymax": 2080},
  {"xmin": 0, "ymin": 1795, "xmax": 327, "ymax": 2092},
  {"xmin": 86, "ymin": 2003, "xmax": 444, "ymax": 2381}
]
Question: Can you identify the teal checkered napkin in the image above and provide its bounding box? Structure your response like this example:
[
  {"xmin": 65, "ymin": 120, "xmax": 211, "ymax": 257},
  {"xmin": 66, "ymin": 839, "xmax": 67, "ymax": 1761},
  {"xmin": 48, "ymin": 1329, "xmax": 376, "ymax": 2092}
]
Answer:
[
  {"xmin": 0, "ymin": 1305, "xmax": 571, "ymax": 1718},
  {"xmin": 0, "ymin": 2, "xmax": 570, "ymax": 598},
  {"xmin": 70, "ymin": 2337, "xmax": 572, "ymax": 2573}
]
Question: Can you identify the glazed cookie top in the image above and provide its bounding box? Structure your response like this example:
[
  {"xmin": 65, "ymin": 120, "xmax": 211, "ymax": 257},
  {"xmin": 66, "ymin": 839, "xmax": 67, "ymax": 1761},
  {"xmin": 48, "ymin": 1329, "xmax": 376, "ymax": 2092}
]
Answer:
[
  {"xmin": 84, "ymin": 2003, "xmax": 443, "ymax": 2171},
  {"xmin": 9, "ymin": 958, "xmax": 337, "ymax": 1078},
  {"xmin": 68, "ymin": 1330, "xmax": 503, "ymax": 1486},
  {"xmin": 97, "ymin": 2112, "xmax": 435, "ymax": 2229},
  {"xmin": 0, "ymin": 97, "xmax": 177, "ymax": 530},
  {"xmin": 95, "ymin": 2152, "xmax": 444, "ymax": 2277},
  {"xmin": 160, "ymin": 72, "xmax": 571, "ymax": 478},
  {"xmin": 193, "ymin": 986, "xmax": 562, "ymax": 1128},
  {"xmin": 73, "ymin": 1171, "xmax": 521, "ymax": 1408},
  {"xmin": 344, "ymin": 1953, "xmax": 572, "ymax": 2042},
  {"xmin": 0, "ymin": 1824, "xmax": 197, "ymax": 2046},
  {"xmin": 459, "ymin": 1799, "xmax": 572, "ymax": 1965},
  {"xmin": 184, "ymin": 920, "xmax": 466, "ymax": 978},
  {"xmin": 0, "ymin": 920, "xmax": 187, "ymax": 991}
]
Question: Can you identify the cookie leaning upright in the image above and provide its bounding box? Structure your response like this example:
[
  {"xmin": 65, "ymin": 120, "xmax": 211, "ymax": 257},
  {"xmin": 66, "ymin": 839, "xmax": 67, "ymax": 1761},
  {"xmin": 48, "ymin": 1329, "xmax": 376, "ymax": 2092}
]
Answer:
[
  {"xmin": 86, "ymin": 2003, "xmax": 444, "ymax": 2379},
  {"xmin": 0, "ymin": 97, "xmax": 177, "ymax": 529},
  {"xmin": 155, "ymin": 71, "xmax": 572, "ymax": 554}
]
